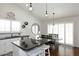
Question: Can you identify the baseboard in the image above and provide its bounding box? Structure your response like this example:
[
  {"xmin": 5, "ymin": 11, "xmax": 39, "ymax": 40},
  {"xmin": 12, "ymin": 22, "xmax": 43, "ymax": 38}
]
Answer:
[
  {"xmin": 58, "ymin": 43, "xmax": 77, "ymax": 48},
  {"xmin": 73, "ymin": 45, "xmax": 79, "ymax": 48}
]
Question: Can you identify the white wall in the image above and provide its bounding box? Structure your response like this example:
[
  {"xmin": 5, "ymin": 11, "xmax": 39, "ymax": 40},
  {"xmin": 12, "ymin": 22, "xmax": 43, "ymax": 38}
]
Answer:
[
  {"xmin": 0, "ymin": 4, "xmax": 41, "ymax": 38},
  {"xmin": 41, "ymin": 16, "xmax": 79, "ymax": 47}
]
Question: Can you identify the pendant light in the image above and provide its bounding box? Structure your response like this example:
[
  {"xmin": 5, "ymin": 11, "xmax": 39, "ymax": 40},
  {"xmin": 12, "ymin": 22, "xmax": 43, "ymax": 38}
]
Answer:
[
  {"xmin": 53, "ymin": 8, "xmax": 55, "ymax": 25},
  {"xmin": 45, "ymin": 2, "xmax": 48, "ymax": 16},
  {"xmin": 52, "ymin": 8, "xmax": 55, "ymax": 34},
  {"xmin": 29, "ymin": 3, "xmax": 32, "ymax": 11}
]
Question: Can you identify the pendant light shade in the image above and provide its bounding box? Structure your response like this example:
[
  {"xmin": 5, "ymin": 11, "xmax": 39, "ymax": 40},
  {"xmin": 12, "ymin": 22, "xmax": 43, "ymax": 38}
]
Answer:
[
  {"xmin": 45, "ymin": 2, "xmax": 48, "ymax": 16},
  {"xmin": 29, "ymin": 3, "xmax": 32, "ymax": 11}
]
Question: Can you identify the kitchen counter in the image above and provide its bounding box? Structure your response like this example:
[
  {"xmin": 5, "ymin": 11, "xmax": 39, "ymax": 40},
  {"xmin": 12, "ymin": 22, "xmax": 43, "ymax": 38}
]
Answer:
[
  {"xmin": 12, "ymin": 38, "xmax": 51, "ymax": 50},
  {"xmin": 12, "ymin": 40, "xmax": 42, "ymax": 51},
  {"xmin": 0, "ymin": 37, "xmax": 21, "ymax": 56},
  {"xmin": 12, "ymin": 37, "xmax": 61, "ymax": 51},
  {"xmin": 0, "ymin": 35, "xmax": 28, "ymax": 40},
  {"xmin": 12, "ymin": 40, "xmax": 50, "ymax": 56}
]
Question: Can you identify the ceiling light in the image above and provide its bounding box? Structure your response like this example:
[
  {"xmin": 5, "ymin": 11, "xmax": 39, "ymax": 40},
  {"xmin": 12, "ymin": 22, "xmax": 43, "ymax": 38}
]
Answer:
[{"xmin": 29, "ymin": 3, "xmax": 32, "ymax": 11}]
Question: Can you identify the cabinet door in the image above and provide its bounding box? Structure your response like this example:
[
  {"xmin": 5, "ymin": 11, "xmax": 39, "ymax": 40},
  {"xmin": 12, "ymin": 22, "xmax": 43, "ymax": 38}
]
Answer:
[
  {"xmin": 12, "ymin": 44, "xmax": 28, "ymax": 56},
  {"xmin": 0, "ymin": 40, "xmax": 6, "ymax": 55},
  {"xmin": 36, "ymin": 51, "xmax": 45, "ymax": 56},
  {"xmin": 0, "ymin": 39, "xmax": 12, "ymax": 55},
  {"xmin": 3, "ymin": 39, "xmax": 12, "ymax": 52},
  {"xmin": 0, "ymin": 38, "xmax": 21, "ymax": 55}
]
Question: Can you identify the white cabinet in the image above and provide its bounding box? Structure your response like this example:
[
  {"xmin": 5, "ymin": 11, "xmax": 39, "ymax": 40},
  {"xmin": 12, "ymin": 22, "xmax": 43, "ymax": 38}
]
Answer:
[
  {"xmin": 0, "ymin": 37, "xmax": 21, "ymax": 55},
  {"xmin": 12, "ymin": 44, "xmax": 50, "ymax": 56},
  {"xmin": 0, "ymin": 39, "xmax": 12, "ymax": 55}
]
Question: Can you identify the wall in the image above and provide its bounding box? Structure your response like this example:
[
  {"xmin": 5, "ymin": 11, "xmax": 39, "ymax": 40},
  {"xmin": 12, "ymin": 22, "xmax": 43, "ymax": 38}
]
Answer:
[
  {"xmin": 0, "ymin": 4, "xmax": 41, "ymax": 38},
  {"xmin": 41, "ymin": 16, "xmax": 79, "ymax": 47}
]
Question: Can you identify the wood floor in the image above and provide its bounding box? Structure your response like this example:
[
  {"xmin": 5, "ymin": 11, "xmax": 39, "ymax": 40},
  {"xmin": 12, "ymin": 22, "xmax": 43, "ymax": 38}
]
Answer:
[
  {"xmin": 50, "ymin": 45, "xmax": 79, "ymax": 56},
  {"xmin": 2, "ymin": 44, "xmax": 79, "ymax": 56}
]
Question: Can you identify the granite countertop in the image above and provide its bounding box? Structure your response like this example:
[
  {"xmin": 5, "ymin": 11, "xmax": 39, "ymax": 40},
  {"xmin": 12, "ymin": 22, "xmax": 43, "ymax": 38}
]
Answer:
[
  {"xmin": 12, "ymin": 40, "xmax": 50, "ymax": 56},
  {"xmin": 0, "ymin": 35, "xmax": 28, "ymax": 40},
  {"xmin": 12, "ymin": 38, "xmax": 61, "ymax": 51},
  {"xmin": 12, "ymin": 38, "xmax": 50, "ymax": 51},
  {"xmin": 12, "ymin": 40, "xmax": 43, "ymax": 51}
]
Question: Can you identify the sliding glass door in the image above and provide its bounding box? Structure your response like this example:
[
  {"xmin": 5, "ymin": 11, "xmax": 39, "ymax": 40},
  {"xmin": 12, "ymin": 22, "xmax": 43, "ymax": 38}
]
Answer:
[
  {"xmin": 47, "ymin": 23, "xmax": 73, "ymax": 46},
  {"xmin": 58, "ymin": 24, "xmax": 65, "ymax": 44},
  {"xmin": 65, "ymin": 23, "xmax": 73, "ymax": 45}
]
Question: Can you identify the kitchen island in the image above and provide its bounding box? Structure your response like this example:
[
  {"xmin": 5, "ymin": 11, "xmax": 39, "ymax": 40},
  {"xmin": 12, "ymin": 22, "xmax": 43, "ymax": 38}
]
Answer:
[
  {"xmin": 0, "ymin": 35, "xmax": 30, "ymax": 56},
  {"xmin": 12, "ymin": 40, "xmax": 50, "ymax": 56}
]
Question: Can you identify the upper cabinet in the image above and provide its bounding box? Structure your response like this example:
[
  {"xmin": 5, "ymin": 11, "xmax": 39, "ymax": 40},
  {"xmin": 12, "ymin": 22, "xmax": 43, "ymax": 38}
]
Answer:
[{"xmin": 0, "ymin": 19, "xmax": 21, "ymax": 33}]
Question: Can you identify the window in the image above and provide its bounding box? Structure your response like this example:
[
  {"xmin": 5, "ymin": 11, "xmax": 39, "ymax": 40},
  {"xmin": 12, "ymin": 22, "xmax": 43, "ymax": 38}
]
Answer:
[
  {"xmin": 58, "ymin": 24, "xmax": 65, "ymax": 44},
  {"xmin": 66, "ymin": 23, "xmax": 73, "ymax": 45},
  {"xmin": 12, "ymin": 21, "xmax": 21, "ymax": 33},
  {"xmin": 47, "ymin": 23, "xmax": 73, "ymax": 45},
  {"xmin": 47, "ymin": 24, "xmax": 58, "ymax": 34},
  {"xmin": 0, "ymin": 19, "xmax": 10, "ymax": 33},
  {"xmin": 47, "ymin": 24, "xmax": 53, "ymax": 34},
  {"xmin": 53, "ymin": 24, "xmax": 59, "ymax": 34},
  {"xmin": 0, "ymin": 19, "xmax": 21, "ymax": 33}
]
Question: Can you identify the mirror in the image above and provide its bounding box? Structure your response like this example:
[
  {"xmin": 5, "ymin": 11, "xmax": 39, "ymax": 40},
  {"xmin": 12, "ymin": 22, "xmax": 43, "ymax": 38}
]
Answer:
[{"xmin": 31, "ymin": 23, "xmax": 40, "ymax": 35}]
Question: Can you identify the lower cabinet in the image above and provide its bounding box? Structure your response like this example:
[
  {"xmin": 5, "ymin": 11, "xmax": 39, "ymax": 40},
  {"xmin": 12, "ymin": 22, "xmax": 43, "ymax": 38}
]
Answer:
[
  {"xmin": 12, "ymin": 44, "xmax": 50, "ymax": 56},
  {"xmin": 36, "ymin": 51, "xmax": 45, "ymax": 56},
  {"xmin": 0, "ymin": 39, "xmax": 11, "ymax": 55},
  {"xmin": 13, "ymin": 44, "xmax": 45, "ymax": 56},
  {"xmin": 0, "ymin": 38, "xmax": 21, "ymax": 55}
]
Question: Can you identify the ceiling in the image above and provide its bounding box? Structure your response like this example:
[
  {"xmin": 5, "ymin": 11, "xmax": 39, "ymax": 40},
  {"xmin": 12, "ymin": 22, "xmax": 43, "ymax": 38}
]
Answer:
[{"xmin": 17, "ymin": 3, "xmax": 79, "ymax": 20}]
